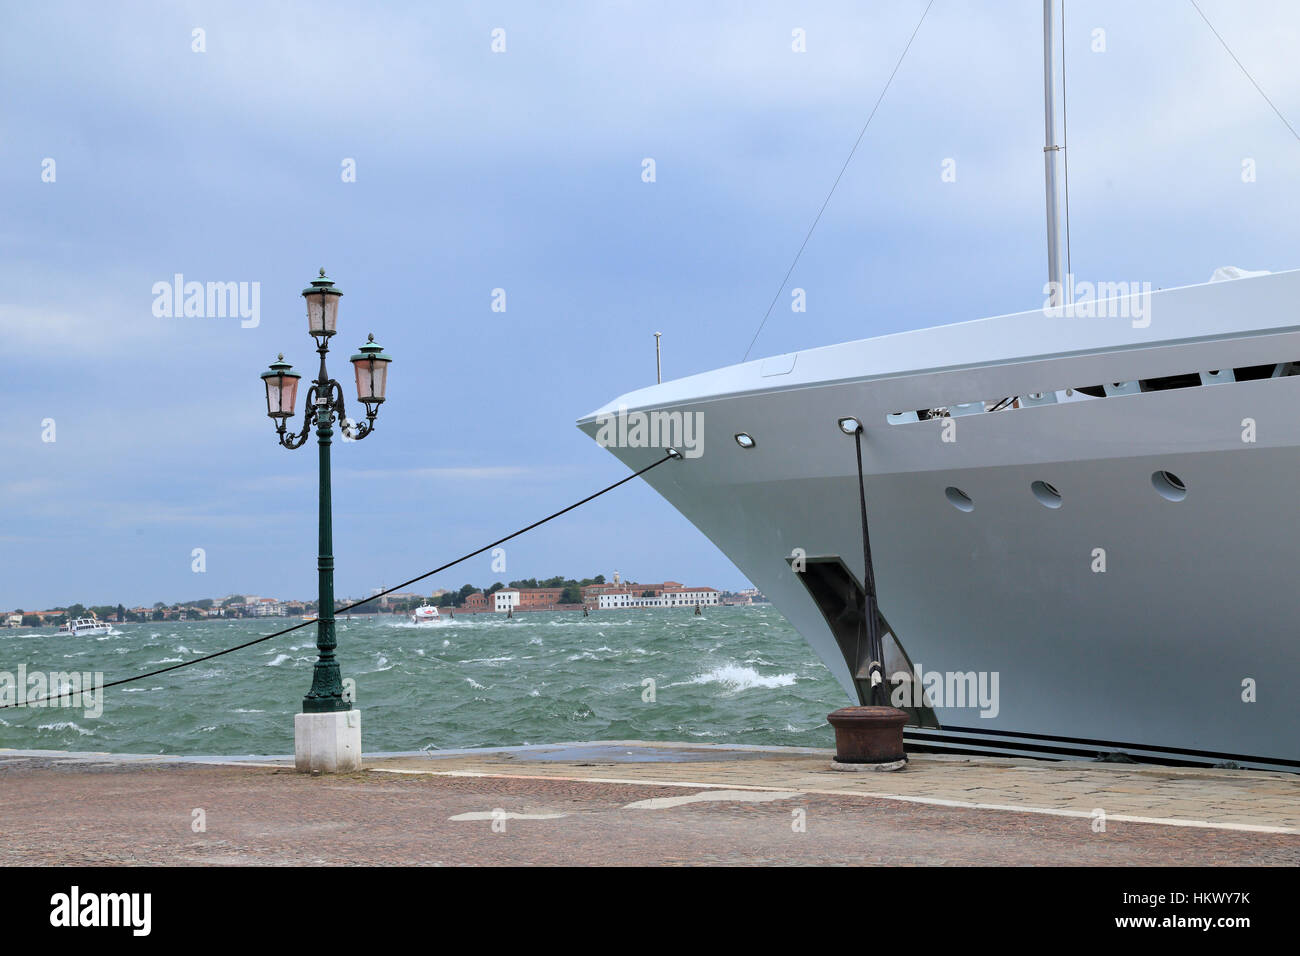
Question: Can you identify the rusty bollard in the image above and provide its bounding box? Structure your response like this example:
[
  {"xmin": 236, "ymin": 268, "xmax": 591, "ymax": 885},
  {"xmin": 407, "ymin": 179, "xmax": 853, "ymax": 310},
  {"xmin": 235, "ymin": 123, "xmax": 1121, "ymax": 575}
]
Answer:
[{"xmin": 827, "ymin": 705, "xmax": 908, "ymax": 771}]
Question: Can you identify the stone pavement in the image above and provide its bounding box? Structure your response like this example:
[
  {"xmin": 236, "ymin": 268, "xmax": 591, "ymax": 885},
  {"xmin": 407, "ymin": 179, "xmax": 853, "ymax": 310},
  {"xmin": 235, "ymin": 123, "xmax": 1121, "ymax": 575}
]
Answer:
[
  {"xmin": 372, "ymin": 740, "xmax": 1300, "ymax": 834},
  {"xmin": 1, "ymin": 743, "xmax": 1297, "ymax": 865}
]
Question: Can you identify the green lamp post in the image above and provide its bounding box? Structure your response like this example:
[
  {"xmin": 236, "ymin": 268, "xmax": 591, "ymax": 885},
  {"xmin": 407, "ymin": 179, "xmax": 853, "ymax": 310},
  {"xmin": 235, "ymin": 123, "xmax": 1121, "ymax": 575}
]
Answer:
[{"xmin": 261, "ymin": 269, "xmax": 392, "ymax": 728}]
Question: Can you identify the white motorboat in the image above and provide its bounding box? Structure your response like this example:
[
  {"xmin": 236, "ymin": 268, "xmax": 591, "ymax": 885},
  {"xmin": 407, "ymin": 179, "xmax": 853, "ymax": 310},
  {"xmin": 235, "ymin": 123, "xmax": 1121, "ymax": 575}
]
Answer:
[
  {"xmin": 58, "ymin": 616, "xmax": 115, "ymax": 637},
  {"xmin": 410, "ymin": 604, "xmax": 441, "ymax": 625}
]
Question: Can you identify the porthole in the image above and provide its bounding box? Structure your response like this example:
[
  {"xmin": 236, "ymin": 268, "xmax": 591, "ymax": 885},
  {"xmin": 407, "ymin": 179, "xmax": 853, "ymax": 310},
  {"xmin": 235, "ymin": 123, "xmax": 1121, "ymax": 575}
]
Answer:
[
  {"xmin": 1151, "ymin": 470, "xmax": 1186, "ymax": 502},
  {"xmin": 1031, "ymin": 480, "xmax": 1063, "ymax": 509},
  {"xmin": 944, "ymin": 486, "xmax": 974, "ymax": 512},
  {"xmin": 734, "ymin": 433, "xmax": 755, "ymax": 449}
]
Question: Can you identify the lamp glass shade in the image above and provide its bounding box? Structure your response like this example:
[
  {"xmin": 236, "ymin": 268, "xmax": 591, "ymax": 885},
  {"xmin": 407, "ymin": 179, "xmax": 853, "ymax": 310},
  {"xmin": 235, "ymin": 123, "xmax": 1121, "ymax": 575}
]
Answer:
[
  {"xmin": 261, "ymin": 359, "xmax": 300, "ymax": 419},
  {"xmin": 353, "ymin": 355, "xmax": 390, "ymax": 403},
  {"xmin": 304, "ymin": 290, "xmax": 339, "ymax": 336},
  {"xmin": 302, "ymin": 270, "xmax": 342, "ymax": 337},
  {"xmin": 350, "ymin": 336, "xmax": 392, "ymax": 404}
]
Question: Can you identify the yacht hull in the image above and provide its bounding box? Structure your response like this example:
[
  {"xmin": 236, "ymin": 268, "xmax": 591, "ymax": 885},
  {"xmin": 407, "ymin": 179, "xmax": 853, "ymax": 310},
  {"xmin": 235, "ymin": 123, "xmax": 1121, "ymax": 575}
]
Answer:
[{"xmin": 581, "ymin": 272, "xmax": 1300, "ymax": 770}]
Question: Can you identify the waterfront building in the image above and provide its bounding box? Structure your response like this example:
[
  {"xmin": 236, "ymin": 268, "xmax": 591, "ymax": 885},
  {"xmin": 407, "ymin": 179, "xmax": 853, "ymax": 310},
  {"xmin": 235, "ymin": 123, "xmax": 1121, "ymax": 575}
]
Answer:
[
  {"xmin": 492, "ymin": 589, "xmax": 520, "ymax": 612},
  {"xmin": 582, "ymin": 571, "xmax": 719, "ymax": 610}
]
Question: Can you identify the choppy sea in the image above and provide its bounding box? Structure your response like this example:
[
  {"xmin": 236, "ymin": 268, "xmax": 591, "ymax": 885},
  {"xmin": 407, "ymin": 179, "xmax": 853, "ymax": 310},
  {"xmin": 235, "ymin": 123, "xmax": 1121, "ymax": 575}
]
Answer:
[{"xmin": 0, "ymin": 606, "xmax": 843, "ymax": 755}]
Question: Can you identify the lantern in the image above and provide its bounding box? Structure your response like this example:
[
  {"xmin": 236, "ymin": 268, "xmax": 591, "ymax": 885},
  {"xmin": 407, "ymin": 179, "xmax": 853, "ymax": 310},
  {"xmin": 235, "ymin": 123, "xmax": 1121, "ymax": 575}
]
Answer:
[
  {"xmin": 350, "ymin": 334, "xmax": 392, "ymax": 405},
  {"xmin": 302, "ymin": 268, "xmax": 343, "ymax": 337},
  {"xmin": 261, "ymin": 354, "xmax": 301, "ymax": 419}
]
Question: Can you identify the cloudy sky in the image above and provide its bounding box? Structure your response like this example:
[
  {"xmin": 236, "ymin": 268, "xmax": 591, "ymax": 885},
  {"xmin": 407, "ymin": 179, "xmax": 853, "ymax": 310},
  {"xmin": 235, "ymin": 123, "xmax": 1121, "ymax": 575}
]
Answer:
[{"xmin": 3, "ymin": 1, "xmax": 1300, "ymax": 610}]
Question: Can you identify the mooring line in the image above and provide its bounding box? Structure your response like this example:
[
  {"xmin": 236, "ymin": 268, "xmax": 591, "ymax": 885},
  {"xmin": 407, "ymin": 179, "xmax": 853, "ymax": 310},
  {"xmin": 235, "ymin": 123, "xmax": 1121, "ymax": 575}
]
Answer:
[
  {"xmin": 851, "ymin": 426, "xmax": 886, "ymax": 705},
  {"xmin": 1, "ymin": 451, "xmax": 679, "ymax": 710}
]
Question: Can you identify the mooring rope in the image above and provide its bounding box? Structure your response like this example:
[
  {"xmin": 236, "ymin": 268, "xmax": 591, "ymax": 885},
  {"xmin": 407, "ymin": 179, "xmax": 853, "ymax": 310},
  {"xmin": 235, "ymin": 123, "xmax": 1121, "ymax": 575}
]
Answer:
[
  {"xmin": 1, "ymin": 450, "xmax": 679, "ymax": 710},
  {"xmin": 851, "ymin": 426, "xmax": 886, "ymax": 705}
]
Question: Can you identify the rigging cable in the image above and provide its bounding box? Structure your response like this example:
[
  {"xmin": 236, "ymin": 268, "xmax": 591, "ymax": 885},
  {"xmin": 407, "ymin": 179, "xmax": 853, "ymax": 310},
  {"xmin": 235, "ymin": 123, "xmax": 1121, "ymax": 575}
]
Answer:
[
  {"xmin": 2, "ymin": 450, "xmax": 680, "ymax": 710},
  {"xmin": 741, "ymin": 0, "xmax": 935, "ymax": 363},
  {"xmin": 1188, "ymin": 0, "xmax": 1300, "ymax": 144},
  {"xmin": 1060, "ymin": 0, "xmax": 1073, "ymax": 285}
]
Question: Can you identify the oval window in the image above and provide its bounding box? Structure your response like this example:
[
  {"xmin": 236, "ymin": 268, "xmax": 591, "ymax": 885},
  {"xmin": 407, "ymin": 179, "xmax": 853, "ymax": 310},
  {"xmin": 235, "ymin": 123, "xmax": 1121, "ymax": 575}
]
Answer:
[
  {"xmin": 945, "ymin": 486, "xmax": 974, "ymax": 512},
  {"xmin": 1151, "ymin": 470, "xmax": 1186, "ymax": 502},
  {"xmin": 1031, "ymin": 480, "xmax": 1063, "ymax": 509}
]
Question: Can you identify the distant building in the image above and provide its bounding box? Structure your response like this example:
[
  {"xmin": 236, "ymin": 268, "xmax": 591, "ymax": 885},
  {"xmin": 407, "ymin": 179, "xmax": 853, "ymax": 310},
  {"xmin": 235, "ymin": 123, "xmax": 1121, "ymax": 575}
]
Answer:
[
  {"xmin": 492, "ymin": 589, "xmax": 520, "ymax": 612},
  {"xmin": 516, "ymin": 588, "xmax": 564, "ymax": 608},
  {"xmin": 583, "ymin": 571, "xmax": 718, "ymax": 610},
  {"xmin": 596, "ymin": 587, "xmax": 718, "ymax": 609},
  {"xmin": 246, "ymin": 598, "xmax": 286, "ymax": 617},
  {"xmin": 463, "ymin": 591, "xmax": 488, "ymax": 610}
]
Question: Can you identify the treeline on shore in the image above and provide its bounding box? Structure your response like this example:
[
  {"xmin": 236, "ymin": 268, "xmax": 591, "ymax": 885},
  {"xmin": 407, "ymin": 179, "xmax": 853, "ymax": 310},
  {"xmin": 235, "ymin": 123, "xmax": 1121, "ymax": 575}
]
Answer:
[{"xmin": 10, "ymin": 576, "xmax": 619, "ymax": 627}]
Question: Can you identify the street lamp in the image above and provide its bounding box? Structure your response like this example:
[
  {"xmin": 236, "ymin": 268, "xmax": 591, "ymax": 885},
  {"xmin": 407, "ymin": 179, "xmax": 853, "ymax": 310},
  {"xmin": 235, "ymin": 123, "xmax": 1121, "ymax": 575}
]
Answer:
[{"xmin": 261, "ymin": 268, "xmax": 392, "ymax": 772}]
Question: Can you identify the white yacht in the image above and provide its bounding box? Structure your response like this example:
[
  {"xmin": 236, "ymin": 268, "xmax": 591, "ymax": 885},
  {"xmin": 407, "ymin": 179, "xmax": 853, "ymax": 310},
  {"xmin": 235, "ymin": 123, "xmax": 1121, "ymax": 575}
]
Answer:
[
  {"xmin": 410, "ymin": 604, "xmax": 441, "ymax": 625},
  {"xmin": 58, "ymin": 616, "xmax": 115, "ymax": 637},
  {"xmin": 581, "ymin": 5, "xmax": 1299, "ymax": 771}
]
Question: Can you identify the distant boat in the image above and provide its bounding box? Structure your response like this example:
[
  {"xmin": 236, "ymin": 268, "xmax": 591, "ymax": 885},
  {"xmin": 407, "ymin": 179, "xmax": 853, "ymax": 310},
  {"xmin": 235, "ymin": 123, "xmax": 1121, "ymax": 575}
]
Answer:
[
  {"xmin": 58, "ymin": 616, "xmax": 114, "ymax": 637},
  {"xmin": 410, "ymin": 604, "xmax": 441, "ymax": 625}
]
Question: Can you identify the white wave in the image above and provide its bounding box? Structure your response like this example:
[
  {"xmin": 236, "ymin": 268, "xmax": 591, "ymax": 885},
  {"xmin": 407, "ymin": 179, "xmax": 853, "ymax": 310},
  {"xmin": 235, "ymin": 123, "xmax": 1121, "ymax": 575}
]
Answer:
[
  {"xmin": 457, "ymin": 656, "xmax": 513, "ymax": 665},
  {"xmin": 465, "ymin": 677, "xmax": 485, "ymax": 690},
  {"xmin": 146, "ymin": 657, "xmax": 183, "ymax": 665},
  {"xmin": 266, "ymin": 654, "xmax": 291, "ymax": 667},
  {"xmin": 681, "ymin": 664, "xmax": 796, "ymax": 693},
  {"xmin": 38, "ymin": 721, "xmax": 93, "ymax": 736}
]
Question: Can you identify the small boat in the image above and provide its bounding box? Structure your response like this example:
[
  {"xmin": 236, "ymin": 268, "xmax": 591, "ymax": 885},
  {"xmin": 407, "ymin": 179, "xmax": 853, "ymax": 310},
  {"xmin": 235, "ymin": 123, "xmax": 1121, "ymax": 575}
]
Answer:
[
  {"xmin": 59, "ymin": 616, "xmax": 114, "ymax": 637},
  {"xmin": 410, "ymin": 604, "xmax": 441, "ymax": 625}
]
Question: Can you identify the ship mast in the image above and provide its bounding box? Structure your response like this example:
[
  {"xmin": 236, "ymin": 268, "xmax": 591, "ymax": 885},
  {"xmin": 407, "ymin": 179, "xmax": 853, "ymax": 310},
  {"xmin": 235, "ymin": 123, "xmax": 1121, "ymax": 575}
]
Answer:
[{"xmin": 1042, "ymin": 0, "xmax": 1066, "ymax": 307}]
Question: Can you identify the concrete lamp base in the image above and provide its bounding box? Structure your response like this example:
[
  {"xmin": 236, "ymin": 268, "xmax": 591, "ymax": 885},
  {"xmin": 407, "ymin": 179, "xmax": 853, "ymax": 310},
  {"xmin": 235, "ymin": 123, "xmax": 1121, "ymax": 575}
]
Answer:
[{"xmin": 295, "ymin": 709, "xmax": 362, "ymax": 773}]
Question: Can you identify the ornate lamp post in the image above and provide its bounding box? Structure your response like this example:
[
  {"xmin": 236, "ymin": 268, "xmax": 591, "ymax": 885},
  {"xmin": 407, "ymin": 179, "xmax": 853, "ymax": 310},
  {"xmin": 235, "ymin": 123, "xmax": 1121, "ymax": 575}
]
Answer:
[{"xmin": 261, "ymin": 269, "xmax": 392, "ymax": 772}]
